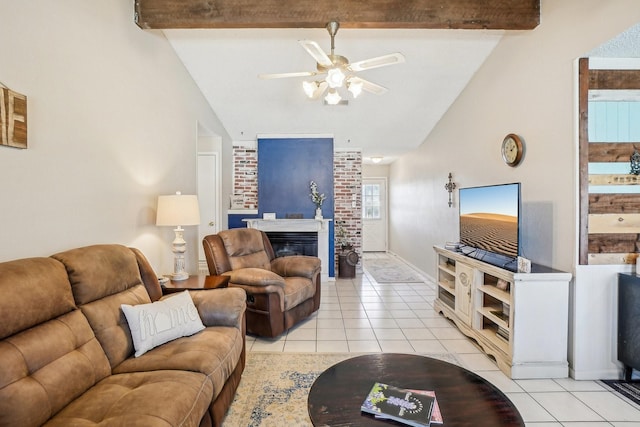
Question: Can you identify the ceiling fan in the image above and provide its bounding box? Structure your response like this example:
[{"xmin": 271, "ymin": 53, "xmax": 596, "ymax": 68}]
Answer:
[{"xmin": 258, "ymin": 21, "xmax": 405, "ymax": 105}]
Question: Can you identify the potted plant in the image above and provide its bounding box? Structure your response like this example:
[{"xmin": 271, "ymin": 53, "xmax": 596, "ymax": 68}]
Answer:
[
  {"xmin": 335, "ymin": 221, "xmax": 352, "ymax": 252},
  {"xmin": 309, "ymin": 180, "xmax": 326, "ymax": 219}
]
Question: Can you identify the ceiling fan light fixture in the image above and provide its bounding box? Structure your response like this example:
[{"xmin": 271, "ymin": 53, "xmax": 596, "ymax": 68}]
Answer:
[
  {"xmin": 259, "ymin": 21, "xmax": 403, "ymax": 104},
  {"xmin": 325, "ymin": 89, "xmax": 342, "ymax": 105},
  {"xmin": 347, "ymin": 79, "xmax": 363, "ymax": 98},
  {"xmin": 326, "ymin": 68, "xmax": 345, "ymax": 88},
  {"xmin": 302, "ymin": 80, "xmax": 317, "ymax": 98}
]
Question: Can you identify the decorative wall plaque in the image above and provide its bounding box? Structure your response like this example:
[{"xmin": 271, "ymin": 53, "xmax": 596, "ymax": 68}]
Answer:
[{"xmin": 0, "ymin": 87, "xmax": 27, "ymax": 149}]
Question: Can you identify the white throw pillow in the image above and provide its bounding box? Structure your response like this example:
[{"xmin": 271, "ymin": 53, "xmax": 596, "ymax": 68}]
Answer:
[{"xmin": 121, "ymin": 291, "xmax": 205, "ymax": 357}]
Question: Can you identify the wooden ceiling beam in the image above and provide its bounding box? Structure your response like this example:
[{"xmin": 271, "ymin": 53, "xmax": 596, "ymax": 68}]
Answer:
[{"xmin": 134, "ymin": 0, "xmax": 540, "ymax": 30}]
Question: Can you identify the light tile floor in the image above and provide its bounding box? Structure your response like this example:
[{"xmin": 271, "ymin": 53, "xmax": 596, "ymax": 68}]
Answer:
[{"xmin": 246, "ymin": 253, "xmax": 640, "ymax": 426}]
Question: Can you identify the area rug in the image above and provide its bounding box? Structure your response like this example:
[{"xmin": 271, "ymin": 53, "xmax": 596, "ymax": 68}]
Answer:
[
  {"xmin": 600, "ymin": 380, "xmax": 640, "ymax": 407},
  {"xmin": 363, "ymin": 253, "xmax": 424, "ymax": 283},
  {"xmin": 223, "ymin": 352, "xmax": 460, "ymax": 426}
]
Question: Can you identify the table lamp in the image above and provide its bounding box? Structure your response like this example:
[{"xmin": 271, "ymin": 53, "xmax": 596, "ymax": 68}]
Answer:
[{"xmin": 156, "ymin": 191, "xmax": 200, "ymax": 281}]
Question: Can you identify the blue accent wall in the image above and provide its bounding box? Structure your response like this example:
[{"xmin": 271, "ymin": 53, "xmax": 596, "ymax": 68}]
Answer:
[
  {"xmin": 258, "ymin": 137, "xmax": 335, "ymax": 277},
  {"xmin": 228, "ymin": 213, "xmax": 259, "ymax": 229},
  {"xmin": 257, "ymin": 137, "xmax": 334, "ymax": 219}
]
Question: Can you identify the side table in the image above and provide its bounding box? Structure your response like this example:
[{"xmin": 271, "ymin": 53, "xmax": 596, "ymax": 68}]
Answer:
[{"xmin": 161, "ymin": 274, "xmax": 229, "ymax": 294}]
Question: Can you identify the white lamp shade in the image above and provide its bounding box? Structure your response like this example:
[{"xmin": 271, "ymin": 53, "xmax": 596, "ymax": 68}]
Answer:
[
  {"xmin": 325, "ymin": 68, "xmax": 345, "ymax": 88},
  {"xmin": 348, "ymin": 79, "xmax": 363, "ymax": 98},
  {"xmin": 302, "ymin": 80, "xmax": 317, "ymax": 98},
  {"xmin": 325, "ymin": 90, "xmax": 342, "ymax": 105},
  {"xmin": 156, "ymin": 192, "xmax": 200, "ymax": 226}
]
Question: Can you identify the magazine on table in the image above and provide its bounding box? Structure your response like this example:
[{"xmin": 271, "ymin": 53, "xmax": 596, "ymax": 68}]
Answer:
[
  {"xmin": 375, "ymin": 389, "xmax": 443, "ymax": 425},
  {"xmin": 406, "ymin": 389, "xmax": 443, "ymax": 424},
  {"xmin": 361, "ymin": 382, "xmax": 439, "ymax": 427}
]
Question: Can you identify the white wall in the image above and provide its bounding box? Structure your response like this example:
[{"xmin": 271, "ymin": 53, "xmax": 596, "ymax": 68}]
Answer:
[
  {"xmin": 363, "ymin": 164, "xmax": 390, "ymax": 178},
  {"xmin": 0, "ymin": 0, "xmax": 231, "ymax": 275},
  {"xmin": 388, "ymin": 0, "xmax": 640, "ymax": 379}
]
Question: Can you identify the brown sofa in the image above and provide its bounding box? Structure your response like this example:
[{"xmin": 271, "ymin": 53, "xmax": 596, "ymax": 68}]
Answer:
[
  {"xmin": 0, "ymin": 244, "xmax": 246, "ymax": 427},
  {"xmin": 203, "ymin": 228, "xmax": 321, "ymax": 338}
]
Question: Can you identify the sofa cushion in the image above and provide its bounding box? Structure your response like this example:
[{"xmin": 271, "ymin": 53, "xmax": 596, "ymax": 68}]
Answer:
[
  {"xmin": 52, "ymin": 244, "xmax": 145, "ymax": 305},
  {"xmin": 0, "ymin": 257, "xmax": 76, "ymax": 340},
  {"xmin": 113, "ymin": 326, "xmax": 244, "ymax": 400},
  {"xmin": 0, "ymin": 257, "xmax": 112, "ymax": 427},
  {"xmin": 121, "ymin": 291, "xmax": 206, "ymax": 357},
  {"xmin": 0, "ymin": 310, "xmax": 112, "ymax": 427},
  {"xmin": 82, "ymin": 285, "xmax": 152, "ymax": 367},
  {"xmin": 52, "ymin": 244, "xmax": 153, "ymax": 368},
  {"xmin": 271, "ymin": 255, "xmax": 321, "ymax": 279},
  {"xmin": 223, "ymin": 267, "xmax": 286, "ymax": 288},
  {"xmin": 218, "ymin": 228, "xmax": 272, "ymax": 270},
  {"xmin": 130, "ymin": 246, "xmax": 164, "ymax": 302},
  {"xmin": 190, "ymin": 287, "xmax": 247, "ymax": 327},
  {"xmin": 283, "ymin": 276, "xmax": 317, "ymax": 310},
  {"xmin": 43, "ymin": 370, "xmax": 213, "ymax": 427}
]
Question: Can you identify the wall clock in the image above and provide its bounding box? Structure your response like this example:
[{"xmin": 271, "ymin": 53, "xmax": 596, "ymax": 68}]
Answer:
[{"xmin": 501, "ymin": 133, "xmax": 524, "ymax": 167}]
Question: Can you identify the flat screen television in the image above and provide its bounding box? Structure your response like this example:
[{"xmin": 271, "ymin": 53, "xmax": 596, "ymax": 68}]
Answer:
[{"xmin": 458, "ymin": 183, "xmax": 521, "ymax": 271}]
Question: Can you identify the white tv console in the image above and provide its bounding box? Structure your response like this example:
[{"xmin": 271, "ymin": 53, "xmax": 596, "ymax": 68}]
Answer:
[{"xmin": 433, "ymin": 246, "xmax": 572, "ymax": 379}]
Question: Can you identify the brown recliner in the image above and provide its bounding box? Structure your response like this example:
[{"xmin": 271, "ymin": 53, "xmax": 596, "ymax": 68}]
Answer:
[{"xmin": 203, "ymin": 228, "xmax": 321, "ymax": 338}]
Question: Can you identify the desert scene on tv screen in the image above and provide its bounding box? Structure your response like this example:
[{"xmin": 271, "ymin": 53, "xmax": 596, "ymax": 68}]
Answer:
[{"xmin": 460, "ymin": 213, "xmax": 518, "ymax": 258}]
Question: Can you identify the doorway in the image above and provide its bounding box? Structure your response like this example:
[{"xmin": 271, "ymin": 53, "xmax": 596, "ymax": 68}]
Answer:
[
  {"xmin": 197, "ymin": 134, "xmax": 222, "ymax": 272},
  {"xmin": 362, "ymin": 178, "xmax": 388, "ymax": 252}
]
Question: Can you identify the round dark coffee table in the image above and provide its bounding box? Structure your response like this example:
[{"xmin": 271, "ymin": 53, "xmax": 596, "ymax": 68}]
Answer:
[{"xmin": 308, "ymin": 353, "xmax": 524, "ymax": 426}]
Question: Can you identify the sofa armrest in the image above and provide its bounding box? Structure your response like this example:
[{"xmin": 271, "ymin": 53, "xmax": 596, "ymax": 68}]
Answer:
[
  {"xmin": 223, "ymin": 267, "xmax": 286, "ymax": 288},
  {"xmin": 189, "ymin": 287, "xmax": 247, "ymax": 328},
  {"xmin": 271, "ymin": 256, "xmax": 321, "ymax": 279}
]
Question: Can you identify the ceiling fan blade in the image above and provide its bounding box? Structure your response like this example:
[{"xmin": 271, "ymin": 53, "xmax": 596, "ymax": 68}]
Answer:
[
  {"xmin": 348, "ymin": 53, "xmax": 405, "ymax": 72},
  {"xmin": 355, "ymin": 77, "xmax": 388, "ymax": 95},
  {"xmin": 309, "ymin": 81, "xmax": 329, "ymax": 100},
  {"xmin": 299, "ymin": 40, "xmax": 333, "ymax": 68},
  {"xmin": 258, "ymin": 71, "xmax": 319, "ymax": 79}
]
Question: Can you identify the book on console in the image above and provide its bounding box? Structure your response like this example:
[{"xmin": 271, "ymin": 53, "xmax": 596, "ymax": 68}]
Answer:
[{"xmin": 361, "ymin": 382, "xmax": 436, "ymax": 427}]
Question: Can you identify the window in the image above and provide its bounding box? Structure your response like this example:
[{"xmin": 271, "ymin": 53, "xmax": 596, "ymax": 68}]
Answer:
[{"xmin": 362, "ymin": 184, "xmax": 381, "ymax": 219}]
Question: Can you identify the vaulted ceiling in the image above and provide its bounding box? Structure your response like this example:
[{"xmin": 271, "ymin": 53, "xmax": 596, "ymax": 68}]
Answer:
[{"xmin": 136, "ymin": 0, "xmax": 540, "ymax": 163}]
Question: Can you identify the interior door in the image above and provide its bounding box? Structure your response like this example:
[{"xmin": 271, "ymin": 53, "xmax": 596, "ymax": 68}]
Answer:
[
  {"xmin": 197, "ymin": 152, "xmax": 221, "ymax": 271},
  {"xmin": 362, "ymin": 178, "xmax": 387, "ymax": 252}
]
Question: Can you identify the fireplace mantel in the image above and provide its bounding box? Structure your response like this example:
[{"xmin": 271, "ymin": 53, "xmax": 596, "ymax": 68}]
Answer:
[
  {"xmin": 243, "ymin": 218, "xmax": 333, "ymax": 280},
  {"xmin": 242, "ymin": 218, "xmax": 331, "ymax": 232}
]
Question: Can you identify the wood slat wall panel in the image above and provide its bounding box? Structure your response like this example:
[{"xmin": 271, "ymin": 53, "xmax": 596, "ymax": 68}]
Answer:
[
  {"xmin": 588, "ymin": 252, "xmax": 638, "ymax": 265},
  {"xmin": 581, "ymin": 65, "xmax": 640, "ymax": 264},
  {"xmin": 134, "ymin": 0, "xmax": 540, "ymax": 29},
  {"xmin": 588, "ymin": 174, "xmax": 640, "ymax": 185},
  {"xmin": 588, "ymin": 233, "xmax": 640, "ymax": 253},
  {"xmin": 589, "ymin": 142, "xmax": 640, "ymax": 163},
  {"xmin": 588, "ymin": 213, "xmax": 640, "ymax": 234},
  {"xmin": 589, "ymin": 70, "xmax": 640, "ymax": 90},
  {"xmin": 589, "ymin": 193, "xmax": 640, "ymax": 213},
  {"xmin": 578, "ymin": 58, "xmax": 590, "ymax": 264}
]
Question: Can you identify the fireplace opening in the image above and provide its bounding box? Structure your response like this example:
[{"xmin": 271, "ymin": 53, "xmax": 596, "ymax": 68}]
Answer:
[{"xmin": 267, "ymin": 232, "xmax": 318, "ymax": 258}]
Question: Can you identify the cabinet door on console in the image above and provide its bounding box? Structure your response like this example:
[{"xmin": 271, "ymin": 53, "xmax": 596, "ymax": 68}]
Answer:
[{"xmin": 455, "ymin": 263, "xmax": 475, "ymax": 325}]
